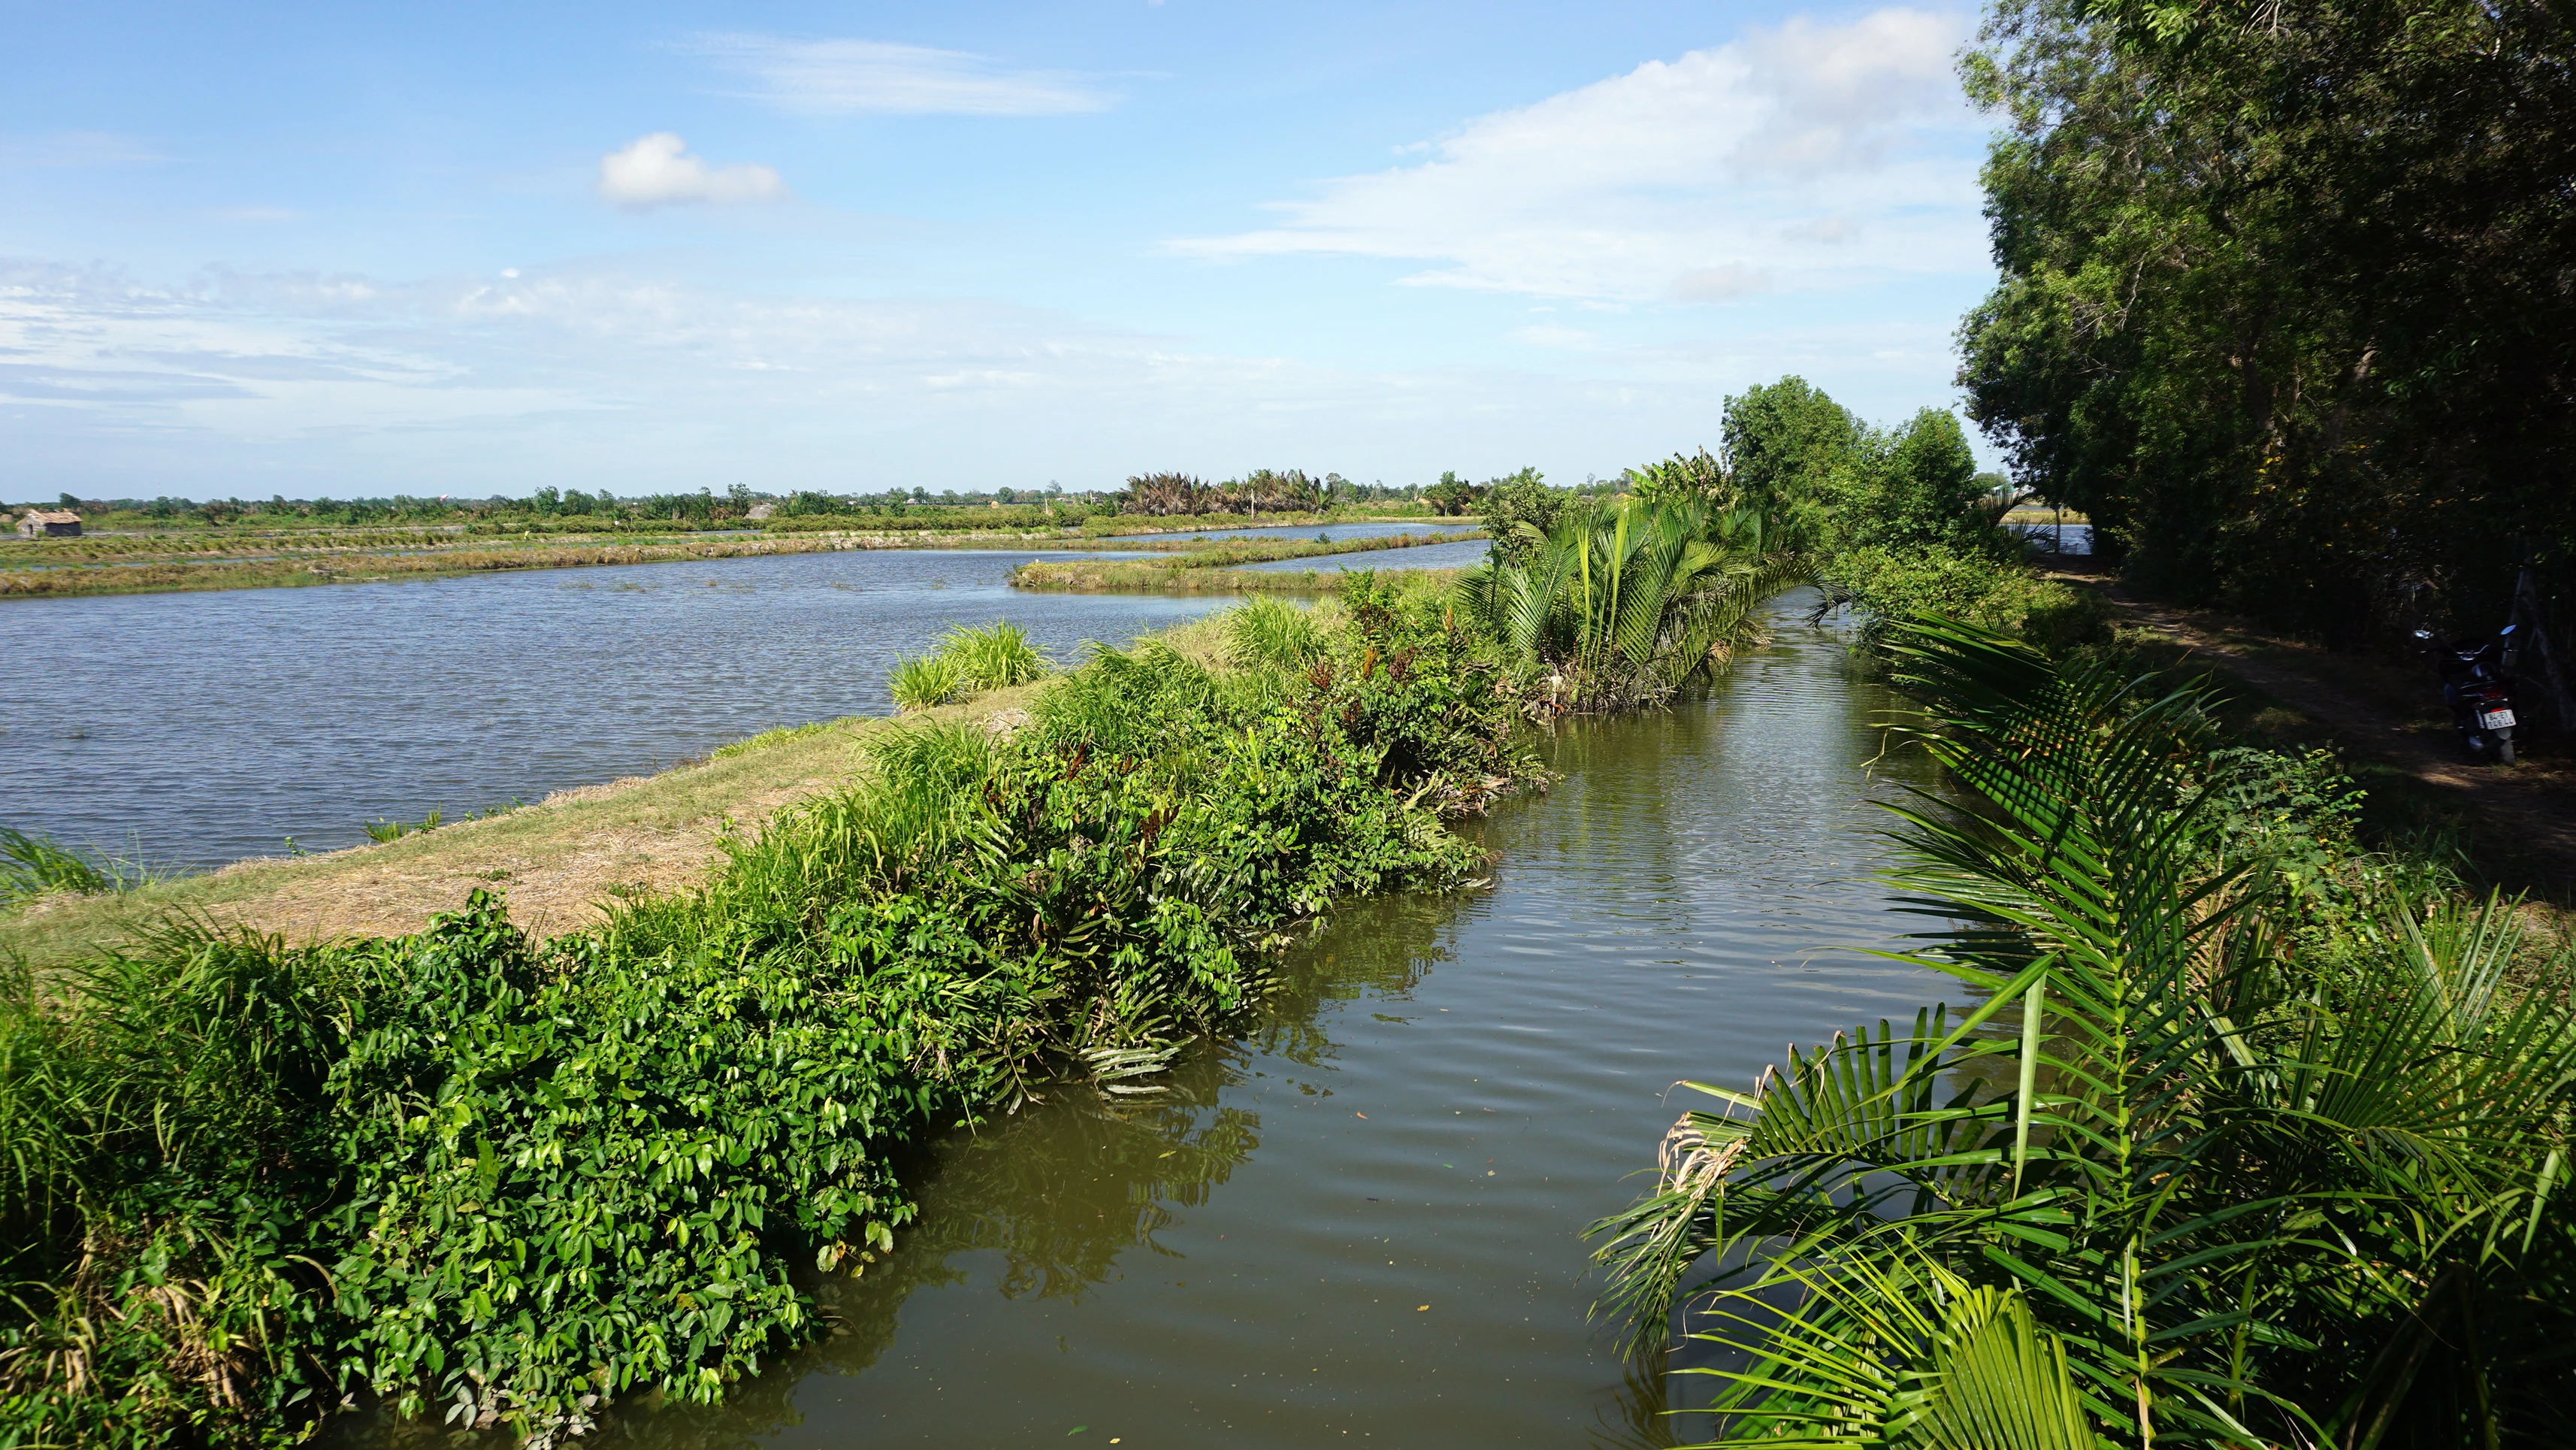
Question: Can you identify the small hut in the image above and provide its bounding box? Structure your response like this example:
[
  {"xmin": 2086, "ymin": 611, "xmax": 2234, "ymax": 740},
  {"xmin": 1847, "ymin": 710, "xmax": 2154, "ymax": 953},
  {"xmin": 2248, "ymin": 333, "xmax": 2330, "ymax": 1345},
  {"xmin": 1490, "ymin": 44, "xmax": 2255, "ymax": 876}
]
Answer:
[{"xmin": 16, "ymin": 509, "xmax": 80, "ymax": 539}]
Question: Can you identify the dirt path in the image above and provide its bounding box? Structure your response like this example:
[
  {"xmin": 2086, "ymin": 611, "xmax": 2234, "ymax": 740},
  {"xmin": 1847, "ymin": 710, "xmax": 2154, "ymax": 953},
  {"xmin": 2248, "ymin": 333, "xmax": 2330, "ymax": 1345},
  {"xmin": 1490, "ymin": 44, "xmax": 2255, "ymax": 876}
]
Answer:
[{"xmin": 2062, "ymin": 567, "xmax": 2576, "ymax": 894}]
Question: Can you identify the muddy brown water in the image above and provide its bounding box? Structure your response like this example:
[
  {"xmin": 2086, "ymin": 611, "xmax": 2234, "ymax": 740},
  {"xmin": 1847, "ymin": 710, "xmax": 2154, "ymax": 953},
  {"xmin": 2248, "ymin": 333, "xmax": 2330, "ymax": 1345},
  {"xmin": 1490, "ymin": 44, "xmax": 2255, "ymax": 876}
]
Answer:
[{"xmin": 325, "ymin": 593, "xmax": 1952, "ymax": 1449}]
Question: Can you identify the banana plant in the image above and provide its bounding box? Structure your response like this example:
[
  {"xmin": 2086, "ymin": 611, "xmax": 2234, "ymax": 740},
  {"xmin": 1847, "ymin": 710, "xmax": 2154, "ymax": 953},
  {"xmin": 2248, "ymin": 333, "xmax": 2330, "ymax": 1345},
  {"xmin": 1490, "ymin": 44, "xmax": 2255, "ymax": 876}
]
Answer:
[{"xmin": 1589, "ymin": 616, "xmax": 2576, "ymax": 1447}]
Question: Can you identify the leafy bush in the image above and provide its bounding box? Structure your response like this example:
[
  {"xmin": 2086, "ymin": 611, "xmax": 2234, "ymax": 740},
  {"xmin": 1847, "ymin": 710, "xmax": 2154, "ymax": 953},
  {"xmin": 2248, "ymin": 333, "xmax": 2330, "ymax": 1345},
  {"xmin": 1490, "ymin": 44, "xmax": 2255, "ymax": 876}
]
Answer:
[
  {"xmin": 1819, "ymin": 544, "xmax": 2111, "ymax": 652},
  {"xmin": 0, "ymin": 595, "xmax": 1538, "ymax": 1447},
  {"xmin": 1477, "ymin": 468, "xmax": 1572, "ymax": 565}
]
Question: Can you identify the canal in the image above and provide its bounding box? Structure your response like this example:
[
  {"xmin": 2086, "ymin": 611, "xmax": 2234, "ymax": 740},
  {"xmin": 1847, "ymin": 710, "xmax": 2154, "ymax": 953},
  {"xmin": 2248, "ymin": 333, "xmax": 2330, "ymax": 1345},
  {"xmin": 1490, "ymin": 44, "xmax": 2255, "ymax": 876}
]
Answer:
[{"xmin": 355, "ymin": 593, "xmax": 1949, "ymax": 1449}]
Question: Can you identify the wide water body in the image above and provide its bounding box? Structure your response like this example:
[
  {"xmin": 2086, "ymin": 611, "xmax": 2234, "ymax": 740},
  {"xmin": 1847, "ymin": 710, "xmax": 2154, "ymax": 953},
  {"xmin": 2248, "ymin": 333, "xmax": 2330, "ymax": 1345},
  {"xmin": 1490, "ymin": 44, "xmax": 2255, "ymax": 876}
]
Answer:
[
  {"xmin": 420, "ymin": 597, "xmax": 1950, "ymax": 1449},
  {"xmin": 0, "ymin": 549, "xmax": 1229, "ymax": 867}
]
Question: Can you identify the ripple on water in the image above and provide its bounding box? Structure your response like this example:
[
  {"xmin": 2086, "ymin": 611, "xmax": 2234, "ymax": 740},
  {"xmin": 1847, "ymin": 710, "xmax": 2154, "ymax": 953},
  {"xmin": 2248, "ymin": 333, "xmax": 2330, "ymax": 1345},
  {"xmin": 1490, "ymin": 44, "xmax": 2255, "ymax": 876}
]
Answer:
[
  {"xmin": 376, "ymin": 593, "xmax": 1961, "ymax": 1449},
  {"xmin": 0, "ymin": 549, "xmax": 1229, "ymax": 867}
]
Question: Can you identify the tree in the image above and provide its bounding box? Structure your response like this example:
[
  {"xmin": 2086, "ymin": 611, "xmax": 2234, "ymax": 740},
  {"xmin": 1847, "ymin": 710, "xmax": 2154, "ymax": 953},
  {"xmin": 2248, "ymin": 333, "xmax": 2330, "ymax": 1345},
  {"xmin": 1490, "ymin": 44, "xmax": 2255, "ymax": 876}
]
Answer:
[
  {"xmin": 1849, "ymin": 407, "xmax": 1991, "ymax": 553},
  {"xmin": 1957, "ymin": 0, "xmax": 2576, "ymax": 644},
  {"xmin": 1424, "ymin": 471, "xmax": 1484, "ymax": 517},
  {"xmin": 1722, "ymin": 377, "xmax": 1861, "ymax": 539},
  {"xmin": 1475, "ymin": 468, "xmax": 1560, "ymax": 562}
]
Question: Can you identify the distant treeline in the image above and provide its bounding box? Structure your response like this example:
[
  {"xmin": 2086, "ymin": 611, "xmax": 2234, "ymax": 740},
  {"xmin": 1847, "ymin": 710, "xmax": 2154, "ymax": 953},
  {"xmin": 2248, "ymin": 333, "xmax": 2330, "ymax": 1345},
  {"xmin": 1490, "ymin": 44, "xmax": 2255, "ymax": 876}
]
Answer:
[
  {"xmin": 15, "ymin": 472, "xmax": 1455, "ymax": 530},
  {"xmin": 1112, "ymin": 469, "xmax": 1432, "ymax": 516},
  {"xmin": 9, "ymin": 483, "xmax": 1109, "ymax": 529}
]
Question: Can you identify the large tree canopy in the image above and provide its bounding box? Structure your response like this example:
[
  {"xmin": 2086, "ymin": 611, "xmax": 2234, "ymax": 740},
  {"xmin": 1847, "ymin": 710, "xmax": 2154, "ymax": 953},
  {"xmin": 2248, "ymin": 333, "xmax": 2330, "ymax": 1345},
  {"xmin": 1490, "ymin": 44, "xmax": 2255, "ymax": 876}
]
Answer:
[{"xmin": 1958, "ymin": 0, "xmax": 2576, "ymax": 644}]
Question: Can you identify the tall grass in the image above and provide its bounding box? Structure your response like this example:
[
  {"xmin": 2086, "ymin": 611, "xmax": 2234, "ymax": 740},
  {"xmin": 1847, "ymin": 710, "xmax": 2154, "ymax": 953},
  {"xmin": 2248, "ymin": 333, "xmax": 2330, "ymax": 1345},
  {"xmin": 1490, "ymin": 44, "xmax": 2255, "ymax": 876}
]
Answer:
[
  {"xmin": 887, "ymin": 652, "xmax": 965, "ymax": 712},
  {"xmin": 0, "ymin": 828, "xmax": 113, "ymax": 904},
  {"xmin": 941, "ymin": 620, "xmax": 1051, "ymax": 689},
  {"xmin": 1224, "ymin": 596, "xmax": 1327, "ymax": 673},
  {"xmin": 887, "ymin": 619, "xmax": 1055, "ymax": 711}
]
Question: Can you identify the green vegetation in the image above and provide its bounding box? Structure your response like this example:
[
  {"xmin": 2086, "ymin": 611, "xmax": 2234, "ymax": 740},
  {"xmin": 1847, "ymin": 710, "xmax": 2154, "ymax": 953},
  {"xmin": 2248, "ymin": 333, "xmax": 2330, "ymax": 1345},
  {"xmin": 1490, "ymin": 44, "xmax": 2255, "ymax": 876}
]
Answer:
[
  {"xmin": 361, "ymin": 810, "xmax": 443, "ymax": 843},
  {"xmin": 1591, "ymin": 617, "xmax": 2575, "ymax": 1445},
  {"xmin": 1112, "ymin": 468, "xmax": 1410, "ymax": 515},
  {"xmin": 1008, "ymin": 528, "xmax": 1483, "ymax": 594},
  {"xmin": 1666, "ymin": 374, "xmax": 2111, "ymax": 650},
  {"xmin": 0, "ymin": 585, "xmax": 1540, "ymax": 1447},
  {"xmin": 1954, "ymin": 0, "xmax": 2576, "ymax": 665},
  {"xmin": 708, "ymin": 719, "xmax": 848, "ymax": 761},
  {"xmin": 887, "ymin": 622, "xmax": 1057, "ymax": 712},
  {"xmin": 1223, "ymin": 596, "xmax": 1329, "ymax": 674},
  {"xmin": 938, "ymin": 620, "xmax": 1051, "ymax": 689},
  {"xmin": 886, "ymin": 654, "xmax": 968, "ymax": 713},
  {"xmin": 1456, "ymin": 497, "xmax": 1804, "ymax": 713},
  {"xmin": 0, "ymin": 829, "xmax": 118, "ymax": 906}
]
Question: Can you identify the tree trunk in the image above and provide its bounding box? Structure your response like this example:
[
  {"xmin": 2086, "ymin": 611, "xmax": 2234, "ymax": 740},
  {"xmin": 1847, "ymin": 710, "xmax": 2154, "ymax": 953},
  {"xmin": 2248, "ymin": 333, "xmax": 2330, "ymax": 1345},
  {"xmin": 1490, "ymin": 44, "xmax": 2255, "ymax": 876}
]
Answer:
[{"xmin": 2509, "ymin": 565, "xmax": 2576, "ymax": 734}]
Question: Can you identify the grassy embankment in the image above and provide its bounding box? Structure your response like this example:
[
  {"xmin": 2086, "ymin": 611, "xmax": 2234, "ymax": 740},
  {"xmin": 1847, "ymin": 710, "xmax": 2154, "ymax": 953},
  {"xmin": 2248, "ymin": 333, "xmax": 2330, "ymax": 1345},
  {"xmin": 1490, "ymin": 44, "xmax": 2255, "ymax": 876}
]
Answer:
[
  {"xmin": 0, "ymin": 583, "xmax": 1558, "ymax": 1448},
  {"xmin": 0, "ymin": 685, "xmax": 1036, "ymax": 973},
  {"xmin": 0, "ymin": 513, "xmax": 1448, "ymax": 601},
  {"xmin": 1008, "ymin": 528, "xmax": 1483, "ymax": 594}
]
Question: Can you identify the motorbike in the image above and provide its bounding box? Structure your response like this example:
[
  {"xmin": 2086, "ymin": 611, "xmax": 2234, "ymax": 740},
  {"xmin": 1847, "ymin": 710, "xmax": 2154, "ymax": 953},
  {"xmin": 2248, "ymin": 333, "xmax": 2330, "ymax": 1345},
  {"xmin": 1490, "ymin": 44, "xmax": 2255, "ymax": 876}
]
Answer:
[{"xmin": 2413, "ymin": 624, "xmax": 2523, "ymax": 764}]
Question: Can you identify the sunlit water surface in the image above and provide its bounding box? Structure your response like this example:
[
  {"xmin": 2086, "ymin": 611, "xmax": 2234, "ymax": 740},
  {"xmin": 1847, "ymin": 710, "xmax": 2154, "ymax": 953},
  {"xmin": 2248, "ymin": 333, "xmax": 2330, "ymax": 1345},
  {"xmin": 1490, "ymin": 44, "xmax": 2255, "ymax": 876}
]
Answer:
[
  {"xmin": 0, "ymin": 549, "xmax": 1228, "ymax": 867},
  {"xmin": 319, "ymin": 593, "xmax": 1948, "ymax": 1449}
]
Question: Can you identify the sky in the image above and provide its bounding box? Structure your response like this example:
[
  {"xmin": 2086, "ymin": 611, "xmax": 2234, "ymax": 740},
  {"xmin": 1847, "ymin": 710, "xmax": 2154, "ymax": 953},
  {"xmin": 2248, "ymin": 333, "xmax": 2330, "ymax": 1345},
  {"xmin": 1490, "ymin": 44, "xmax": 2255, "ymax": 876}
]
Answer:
[{"xmin": 0, "ymin": 1, "xmax": 2002, "ymax": 500}]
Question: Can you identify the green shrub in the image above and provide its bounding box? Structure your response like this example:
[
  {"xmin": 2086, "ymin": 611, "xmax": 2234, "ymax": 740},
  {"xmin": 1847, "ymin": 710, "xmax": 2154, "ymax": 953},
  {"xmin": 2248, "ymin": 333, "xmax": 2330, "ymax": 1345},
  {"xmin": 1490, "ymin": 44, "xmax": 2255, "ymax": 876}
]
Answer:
[
  {"xmin": 0, "ymin": 598, "xmax": 1540, "ymax": 1447},
  {"xmin": 1819, "ymin": 543, "xmax": 2112, "ymax": 652}
]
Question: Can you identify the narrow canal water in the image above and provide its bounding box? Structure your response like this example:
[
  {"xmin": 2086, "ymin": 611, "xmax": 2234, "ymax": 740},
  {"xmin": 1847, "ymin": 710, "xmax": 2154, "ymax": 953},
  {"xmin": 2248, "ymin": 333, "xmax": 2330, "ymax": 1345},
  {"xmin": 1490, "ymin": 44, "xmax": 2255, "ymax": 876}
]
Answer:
[{"xmin": 488, "ymin": 596, "xmax": 1950, "ymax": 1450}]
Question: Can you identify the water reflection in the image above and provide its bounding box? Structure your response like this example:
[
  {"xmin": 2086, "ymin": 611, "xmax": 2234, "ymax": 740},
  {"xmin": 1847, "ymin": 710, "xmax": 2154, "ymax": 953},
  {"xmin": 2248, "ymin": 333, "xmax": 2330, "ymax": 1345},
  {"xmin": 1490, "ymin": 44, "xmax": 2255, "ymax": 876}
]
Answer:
[
  {"xmin": 331, "ymin": 595, "xmax": 1956, "ymax": 1449},
  {"xmin": 525, "ymin": 882, "xmax": 1466, "ymax": 1450}
]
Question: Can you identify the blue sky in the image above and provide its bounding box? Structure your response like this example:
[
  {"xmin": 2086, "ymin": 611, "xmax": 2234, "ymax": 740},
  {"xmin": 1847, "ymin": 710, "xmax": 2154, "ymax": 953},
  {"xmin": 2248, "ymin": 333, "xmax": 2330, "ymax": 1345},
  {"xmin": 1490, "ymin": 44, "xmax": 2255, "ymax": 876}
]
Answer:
[{"xmin": 0, "ymin": 1, "xmax": 1999, "ymax": 499}]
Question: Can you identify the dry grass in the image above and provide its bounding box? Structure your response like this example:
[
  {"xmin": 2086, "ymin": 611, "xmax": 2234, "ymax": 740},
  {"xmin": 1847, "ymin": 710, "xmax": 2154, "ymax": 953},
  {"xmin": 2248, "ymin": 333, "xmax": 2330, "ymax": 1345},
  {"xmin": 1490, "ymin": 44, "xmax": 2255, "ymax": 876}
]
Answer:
[{"xmin": 0, "ymin": 618, "xmax": 1244, "ymax": 972}]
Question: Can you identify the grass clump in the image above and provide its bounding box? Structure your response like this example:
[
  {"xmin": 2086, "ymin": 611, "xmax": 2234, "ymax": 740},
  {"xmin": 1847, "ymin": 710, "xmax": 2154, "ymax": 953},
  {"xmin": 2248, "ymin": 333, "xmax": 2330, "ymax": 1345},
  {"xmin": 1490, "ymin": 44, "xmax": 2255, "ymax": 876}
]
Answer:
[
  {"xmin": 887, "ymin": 620, "xmax": 1056, "ymax": 712},
  {"xmin": 0, "ymin": 828, "xmax": 114, "ymax": 905},
  {"xmin": 0, "ymin": 579, "xmax": 1539, "ymax": 1447},
  {"xmin": 886, "ymin": 652, "xmax": 966, "ymax": 712},
  {"xmin": 887, "ymin": 620, "xmax": 1053, "ymax": 711},
  {"xmin": 361, "ymin": 810, "xmax": 443, "ymax": 843},
  {"xmin": 1224, "ymin": 595, "xmax": 1328, "ymax": 673},
  {"xmin": 941, "ymin": 619, "xmax": 1051, "ymax": 689}
]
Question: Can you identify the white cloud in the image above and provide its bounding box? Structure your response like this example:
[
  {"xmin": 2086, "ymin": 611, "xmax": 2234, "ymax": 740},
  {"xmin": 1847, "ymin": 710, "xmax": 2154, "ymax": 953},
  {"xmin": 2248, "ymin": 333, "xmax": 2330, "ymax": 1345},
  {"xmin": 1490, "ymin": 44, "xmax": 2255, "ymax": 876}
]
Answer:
[
  {"xmin": 597, "ymin": 133, "xmax": 788, "ymax": 210},
  {"xmin": 0, "ymin": 249, "xmax": 1994, "ymax": 498},
  {"xmin": 1166, "ymin": 8, "xmax": 1982, "ymax": 303},
  {"xmin": 686, "ymin": 34, "xmax": 1114, "ymax": 116}
]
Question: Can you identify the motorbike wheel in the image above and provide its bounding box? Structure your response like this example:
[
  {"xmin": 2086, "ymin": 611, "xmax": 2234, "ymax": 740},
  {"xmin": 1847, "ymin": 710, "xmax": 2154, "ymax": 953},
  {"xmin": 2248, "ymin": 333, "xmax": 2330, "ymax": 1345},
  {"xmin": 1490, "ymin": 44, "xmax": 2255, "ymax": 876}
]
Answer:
[{"xmin": 2499, "ymin": 736, "xmax": 2517, "ymax": 765}]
